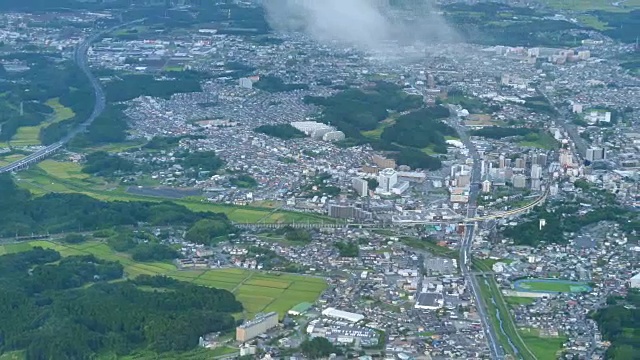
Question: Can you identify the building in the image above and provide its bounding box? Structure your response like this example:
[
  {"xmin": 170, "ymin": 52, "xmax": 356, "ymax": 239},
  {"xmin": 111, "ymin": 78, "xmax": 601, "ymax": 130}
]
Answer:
[
  {"xmin": 513, "ymin": 174, "xmax": 526, "ymax": 188},
  {"xmin": 322, "ymin": 130, "xmax": 346, "ymax": 142},
  {"xmin": 290, "ymin": 121, "xmax": 337, "ymax": 139},
  {"xmin": 531, "ymin": 164, "xmax": 542, "ymax": 179},
  {"xmin": 414, "ymin": 292, "xmax": 444, "ymax": 310},
  {"xmin": 327, "ymin": 204, "xmax": 371, "ymax": 220},
  {"xmin": 586, "ymin": 147, "xmax": 606, "ymax": 162},
  {"xmin": 236, "ymin": 312, "xmax": 279, "ymax": 342},
  {"xmin": 238, "ymin": 77, "xmax": 253, "ymax": 89},
  {"xmin": 372, "ymin": 155, "xmax": 396, "ymax": 169},
  {"xmin": 288, "ymin": 302, "xmax": 313, "ymax": 316},
  {"xmin": 352, "ymin": 177, "xmax": 369, "ymax": 197},
  {"xmin": 321, "ymin": 307, "xmax": 365, "ymax": 323},
  {"xmin": 377, "ymin": 168, "xmax": 398, "ymax": 194},
  {"xmin": 630, "ymin": 273, "xmax": 640, "ymax": 289},
  {"xmin": 482, "ymin": 180, "xmax": 492, "ymax": 193}
]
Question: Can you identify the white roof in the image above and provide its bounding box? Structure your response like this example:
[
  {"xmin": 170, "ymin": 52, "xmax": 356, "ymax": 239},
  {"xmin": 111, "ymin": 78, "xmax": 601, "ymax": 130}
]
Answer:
[
  {"xmin": 321, "ymin": 307, "xmax": 364, "ymax": 323},
  {"xmin": 631, "ymin": 273, "xmax": 640, "ymax": 280}
]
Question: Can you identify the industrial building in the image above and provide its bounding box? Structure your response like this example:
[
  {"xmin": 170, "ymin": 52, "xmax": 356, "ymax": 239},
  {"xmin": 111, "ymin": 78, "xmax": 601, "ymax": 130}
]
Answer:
[
  {"xmin": 236, "ymin": 312, "xmax": 279, "ymax": 342},
  {"xmin": 414, "ymin": 292, "xmax": 444, "ymax": 310},
  {"xmin": 290, "ymin": 121, "xmax": 344, "ymax": 141},
  {"xmin": 321, "ymin": 307, "xmax": 365, "ymax": 323}
]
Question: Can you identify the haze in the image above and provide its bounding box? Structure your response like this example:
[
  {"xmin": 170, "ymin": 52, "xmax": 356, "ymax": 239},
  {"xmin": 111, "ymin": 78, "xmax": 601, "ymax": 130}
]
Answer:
[{"xmin": 262, "ymin": 0, "xmax": 460, "ymax": 53}]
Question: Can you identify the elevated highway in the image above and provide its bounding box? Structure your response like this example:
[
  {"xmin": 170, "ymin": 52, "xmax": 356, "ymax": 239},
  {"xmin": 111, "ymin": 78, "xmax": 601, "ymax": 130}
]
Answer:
[{"xmin": 0, "ymin": 19, "xmax": 144, "ymax": 174}]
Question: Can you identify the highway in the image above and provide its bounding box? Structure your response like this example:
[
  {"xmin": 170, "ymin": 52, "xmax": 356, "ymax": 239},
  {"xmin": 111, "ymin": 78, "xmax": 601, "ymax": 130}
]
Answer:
[
  {"xmin": 454, "ymin": 118, "xmax": 505, "ymax": 360},
  {"xmin": 0, "ymin": 19, "xmax": 144, "ymax": 174}
]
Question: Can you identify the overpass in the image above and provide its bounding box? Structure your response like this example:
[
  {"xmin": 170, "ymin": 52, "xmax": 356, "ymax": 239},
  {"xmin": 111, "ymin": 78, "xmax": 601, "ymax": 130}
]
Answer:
[{"xmin": 0, "ymin": 19, "xmax": 145, "ymax": 174}]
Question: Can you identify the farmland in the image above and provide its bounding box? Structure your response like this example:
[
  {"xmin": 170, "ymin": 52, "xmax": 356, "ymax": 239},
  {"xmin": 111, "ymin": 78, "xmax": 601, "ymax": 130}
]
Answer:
[
  {"xmin": 0, "ymin": 240, "xmax": 327, "ymax": 319},
  {"xmin": 14, "ymin": 160, "xmax": 334, "ymax": 224}
]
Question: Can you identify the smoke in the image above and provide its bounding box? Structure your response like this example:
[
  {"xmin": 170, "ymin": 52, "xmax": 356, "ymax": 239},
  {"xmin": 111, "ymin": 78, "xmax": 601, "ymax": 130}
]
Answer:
[{"xmin": 262, "ymin": 0, "xmax": 459, "ymax": 53}]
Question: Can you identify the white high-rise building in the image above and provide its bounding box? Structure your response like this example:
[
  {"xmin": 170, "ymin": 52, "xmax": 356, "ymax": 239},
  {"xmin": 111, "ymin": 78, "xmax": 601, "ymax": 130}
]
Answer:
[
  {"xmin": 352, "ymin": 178, "xmax": 369, "ymax": 197},
  {"xmin": 377, "ymin": 168, "xmax": 398, "ymax": 194},
  {"xmin": 531, "ymin": 164, "xmax": 542, "ymax": 179}
]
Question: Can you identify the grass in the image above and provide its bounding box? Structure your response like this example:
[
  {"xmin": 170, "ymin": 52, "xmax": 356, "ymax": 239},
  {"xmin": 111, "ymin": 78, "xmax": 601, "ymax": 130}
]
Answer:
[
  {"xmin": 9, "ymin": 98, "xmax": 75, "ymax": 147},
  {"xmin": 14, "ymin": 160, "xmax": 334, "ymax": 224},
  {"xmin": 577, "ymin": 14, "xmax": 611, "ymax": 30},
  {"xmin": 515, "ymin": 279, "xmax": 590, "ymax": 293},
  {"xmin": 519, "ymin": 328, "xmax": 567, "ymax": 360},
  {"xmin": 476, "ymin": 276, "xmax": 537, "ymax": 360},
  {"xmin": 517, "ymin": 132, "xmax": 559, "ymax": 150},
  {"xmin": 505, "ymin": 296, "xmax": 536, "ymax": 306},
  {"xmin": 0, "ymin": 240, "xmax": 328, "ymax": 320},
  {"xmin": 361, "ymin": 117, "xmax": 396, "ymax": 139}
]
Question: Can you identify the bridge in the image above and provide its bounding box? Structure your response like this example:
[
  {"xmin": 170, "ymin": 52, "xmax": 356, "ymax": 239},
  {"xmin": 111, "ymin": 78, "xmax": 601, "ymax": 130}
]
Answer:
[
  {"xmin": 0, "ymin": 19, "xmax": 145, "ymax": 174},
  {"xmin": 235, "ymin": 189, "xmax": 548, "ymax": 230}
]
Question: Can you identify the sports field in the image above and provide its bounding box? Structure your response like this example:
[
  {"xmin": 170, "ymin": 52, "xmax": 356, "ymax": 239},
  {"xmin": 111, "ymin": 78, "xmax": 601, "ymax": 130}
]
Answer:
[
  {"xmin": 14, "ymin": 160, "xmax": 334, "ymax": 224},
  {"xmin": 0, "ymin": 240, "xmax": 327, "ymax": 319},
  {"xmin": 514, "ymin": 279, "xmax": 591, "ymax": 294}
]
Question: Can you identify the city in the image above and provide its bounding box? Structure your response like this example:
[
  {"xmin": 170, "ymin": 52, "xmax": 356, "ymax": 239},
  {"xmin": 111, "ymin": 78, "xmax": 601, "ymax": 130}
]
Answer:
[{"xmin": 0, "ymin": 1, "xmax": 638, "ymax": 360}]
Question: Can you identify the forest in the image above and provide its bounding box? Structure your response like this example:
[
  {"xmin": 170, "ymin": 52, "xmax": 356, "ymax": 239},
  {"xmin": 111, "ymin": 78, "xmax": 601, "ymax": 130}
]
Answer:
[
  {"xmin": 502, "ymin": 203, "xmax": 637, "ymax": 246},
  {"xmin": 0, "ymin": 249, "xmax": 241, "ymax": 360},
  {"xmin": 304, "ymin": 82, "xmax": 447, "ymax": 170},
  {"xmin": 104, "ymin": 72, "xmax": 204, "ymax": 103},
  {"xmin": 82, "ymin": 151, "xmax": 135, "ymax": 177},
  {"xmin": 0, "ymin": 174, "xmax": 232, "ymax": 237},
  {"xmin": 253, "ymin": 75, "xmax": 309, "ymax": 93},
  {"xmin": 381, "ymin": 106, "xmax": 456, "ymax": 153},
  {"xmin": 591, "ymin": 289, "xmax": 640, "ymax": 359},
  {"xmin": 254, "ymin": 124, "xmax": 307, "ymax": 139}
]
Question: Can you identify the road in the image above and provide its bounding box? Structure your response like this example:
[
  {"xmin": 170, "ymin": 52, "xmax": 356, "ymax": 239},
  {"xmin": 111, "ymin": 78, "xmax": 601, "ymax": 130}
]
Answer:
[
  {"xmin": 454, "ymin": 117, "xmax": 505, "ymax": 360},
  {"xmin": 0, "ymin": 19, "xmax": 145, "ymax": 174}
]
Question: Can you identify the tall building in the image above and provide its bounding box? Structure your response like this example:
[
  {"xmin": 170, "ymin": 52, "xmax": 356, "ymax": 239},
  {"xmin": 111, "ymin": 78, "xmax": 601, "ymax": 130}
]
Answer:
[
  {"xmin": 531, "ymin": 164, "xmax": 542, "ymax": 179},
  {"xmin": 515, "ymin": 158, "xmax": 525, "ymax": 169},
  {"xmin": 482, "ymin": 180, "xmax": 492, "ymax": 193},
  {"xmin": 352, "ymin": 178, "xmax": 369, "ymax": 197},
  {"xmin": 236, "ymin": 312, "xmax": 279, "ymax": 342},
  {"xmin": 586, "ymin": 147, "xmax": 606, "ymax": 162},
  {"xmin": 377, "ymin": 168, "xmax": 398, "ymax": 193},
  {"xmin": 498, "ymin": 154, "xmax": 506, "ymax": 168}
]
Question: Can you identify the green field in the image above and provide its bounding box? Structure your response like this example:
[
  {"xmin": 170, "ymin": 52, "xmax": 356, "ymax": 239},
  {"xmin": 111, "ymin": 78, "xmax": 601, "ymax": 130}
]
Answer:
[
  {"xmin": 0, "ymin": 240, "xmax": 327, "ymax": 320},
  {"xmin": 14, "ymin": 160, "xmax": 334, "ymax": 224},
  {"xmin": 516, "ymin": 279, "xmax": 591, "ymax": 293},
  {"xmin": 505, "ymin": 296, "xmax": 537, "ymax": 306},
  {"xmin": 543, "ymin": 0, "xmax": 640, "ymax": 12},
  {"xmin": 10, "ymin": 98, "xmax": 75, "ymax": 147},
  {"xmin": 0, "ymin": 154, "xmax": 26, "ymax": 167},
  {"xmin": 519, "ymin": 328, "xmax": 567, "ymax": 360}
]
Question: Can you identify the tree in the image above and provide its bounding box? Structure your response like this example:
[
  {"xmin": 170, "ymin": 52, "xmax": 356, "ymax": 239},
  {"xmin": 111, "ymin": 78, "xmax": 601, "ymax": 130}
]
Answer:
[
  {"xmin": 184, "ymin": 219, "xmax": 233, "ymax": 245},
  {"xmin": 300, "ymin": 337, "xmax": 336, "ymax": 359},
  {"xmin": 62, "ymin": 233, "xmax": 86, "ymax": 244}
]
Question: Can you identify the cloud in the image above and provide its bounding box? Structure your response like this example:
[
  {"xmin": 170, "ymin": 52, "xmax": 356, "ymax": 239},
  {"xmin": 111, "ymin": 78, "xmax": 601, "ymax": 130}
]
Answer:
[{"xmin": 262, "ymin": 0, "xmax": 459, "ymax": 52}]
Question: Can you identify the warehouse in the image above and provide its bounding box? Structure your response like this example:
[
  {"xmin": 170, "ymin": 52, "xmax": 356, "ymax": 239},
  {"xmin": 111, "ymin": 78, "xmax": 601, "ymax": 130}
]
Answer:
[{"xmin": 321, "ymin": 307, "xmax": 365, "ymax": 323}]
